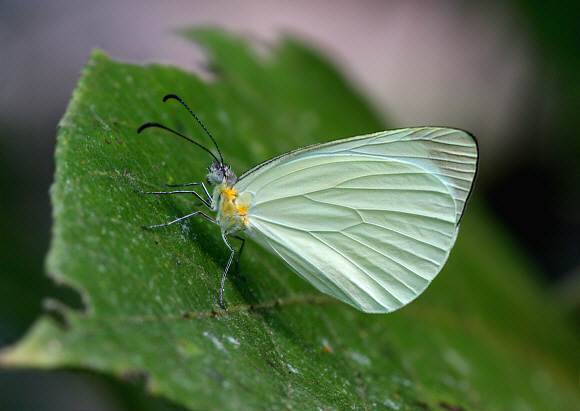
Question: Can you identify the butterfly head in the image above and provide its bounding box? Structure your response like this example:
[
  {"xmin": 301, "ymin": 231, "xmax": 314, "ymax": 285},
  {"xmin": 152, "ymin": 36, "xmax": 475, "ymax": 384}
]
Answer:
[{"xmin": 207, "ymin": 161, "xmax": 237, "ymax": 187}]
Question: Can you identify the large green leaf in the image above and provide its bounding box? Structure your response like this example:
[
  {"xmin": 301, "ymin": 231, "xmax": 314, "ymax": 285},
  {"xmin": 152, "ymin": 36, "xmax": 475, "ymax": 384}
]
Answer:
[{"xmin": 1, "ymin": 29, "xmax": 578, "ymax": 410}]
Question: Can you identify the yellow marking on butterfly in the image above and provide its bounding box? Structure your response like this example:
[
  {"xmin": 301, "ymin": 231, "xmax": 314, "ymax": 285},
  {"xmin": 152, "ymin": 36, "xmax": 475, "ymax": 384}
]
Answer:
[{"xmin": 219, "ymin": 186, "xmax": 250, "ymax": 231}]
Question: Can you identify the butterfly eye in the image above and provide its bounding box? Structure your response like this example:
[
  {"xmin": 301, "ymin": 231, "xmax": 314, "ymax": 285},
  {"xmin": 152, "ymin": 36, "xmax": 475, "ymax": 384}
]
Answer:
[{"xmin": 206, "ymin": 162, "xmax": 226, "ymax": 185}]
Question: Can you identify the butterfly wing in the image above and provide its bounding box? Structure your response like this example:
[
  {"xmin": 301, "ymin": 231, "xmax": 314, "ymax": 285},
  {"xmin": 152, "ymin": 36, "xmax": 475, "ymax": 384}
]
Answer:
[{"xmin": 234, "ymin": 128, "xmax": 478, "ymax": 313}]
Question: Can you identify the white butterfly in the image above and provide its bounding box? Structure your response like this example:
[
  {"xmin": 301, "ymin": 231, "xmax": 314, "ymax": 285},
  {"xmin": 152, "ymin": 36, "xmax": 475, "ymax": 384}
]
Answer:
[{"xmin": 138, "ymin": 94, "xmax": 479, "ymax": 313}]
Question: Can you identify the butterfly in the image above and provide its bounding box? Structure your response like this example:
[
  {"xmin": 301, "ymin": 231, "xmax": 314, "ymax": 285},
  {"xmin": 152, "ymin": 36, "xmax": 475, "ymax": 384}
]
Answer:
[{"xmin": 137, "ymin": 94, "xmax": 478, "ymax": 313}]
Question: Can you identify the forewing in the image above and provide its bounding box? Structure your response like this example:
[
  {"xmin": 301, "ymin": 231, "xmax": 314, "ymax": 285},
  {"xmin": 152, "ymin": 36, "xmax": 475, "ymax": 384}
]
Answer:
[{"xmin": 236, "ymin": 127, "xmax": 478, "ymax": 224}]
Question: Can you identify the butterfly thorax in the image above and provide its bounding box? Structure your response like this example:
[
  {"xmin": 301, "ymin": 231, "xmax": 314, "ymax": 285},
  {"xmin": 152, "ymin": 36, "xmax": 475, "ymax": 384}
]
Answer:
[
  {"xmin": 212, "ymin": 183, "xmax": 252, "ymax": 234},
  {"xmin": 207, "ymin": 162, "xmax": 252, "ymax": 235}
]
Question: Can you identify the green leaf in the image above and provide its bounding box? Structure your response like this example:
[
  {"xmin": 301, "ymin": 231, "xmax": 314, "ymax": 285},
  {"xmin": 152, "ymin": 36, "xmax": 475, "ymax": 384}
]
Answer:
[{"xmin": 1, "ymin": 29, "xmax": 578, "ymax": 410}]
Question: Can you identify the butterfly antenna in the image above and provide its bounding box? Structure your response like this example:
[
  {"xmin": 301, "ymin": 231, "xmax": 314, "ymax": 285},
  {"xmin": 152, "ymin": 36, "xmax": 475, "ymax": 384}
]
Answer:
[
  {"xmin": 162, "ymin": 94, "xmax": 224, "ymax": 164},
  {"xmin": 137, "ymin": 121, "xmax": 220, "ymax": 164}
]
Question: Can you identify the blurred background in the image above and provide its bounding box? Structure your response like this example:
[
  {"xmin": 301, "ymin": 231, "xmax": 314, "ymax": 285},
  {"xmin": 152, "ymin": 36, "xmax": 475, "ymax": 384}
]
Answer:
[{"xmin": 1, "ymin": 1, "xmax": 578, "ymax": 409}]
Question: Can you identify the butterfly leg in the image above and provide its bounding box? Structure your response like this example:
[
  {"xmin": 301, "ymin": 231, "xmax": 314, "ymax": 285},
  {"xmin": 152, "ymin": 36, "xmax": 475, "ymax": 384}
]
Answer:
[
  {"xmin": 162, "ymin": 181, "xmax": 212, "ymax": 203},
  {"xmin": 219, "ymin": 232, "xmax": 236, "ymax": 310},
  {"xmin": 142, "ymin": 211, "xmax": 216, "ymax": 229},
  {"xmin": 232, "ymin": 235, "xmax": 246, "ymax": 279},
  {"xmin": 136, "ymin": 181, "xmax": 212, "ymax": 209}
]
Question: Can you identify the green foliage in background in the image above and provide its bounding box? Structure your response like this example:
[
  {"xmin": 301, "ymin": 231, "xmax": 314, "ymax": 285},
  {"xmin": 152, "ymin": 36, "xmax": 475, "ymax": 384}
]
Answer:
[{"xmin": 1, "ymin": 29, "xmax": 578, "ymax": 410}]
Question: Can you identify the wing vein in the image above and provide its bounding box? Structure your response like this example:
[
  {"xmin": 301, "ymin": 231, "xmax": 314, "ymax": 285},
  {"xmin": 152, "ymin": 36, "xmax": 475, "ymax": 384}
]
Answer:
[{"xmin": 307, "ymin": 231, "xmax": 404, "ymax": 306}]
